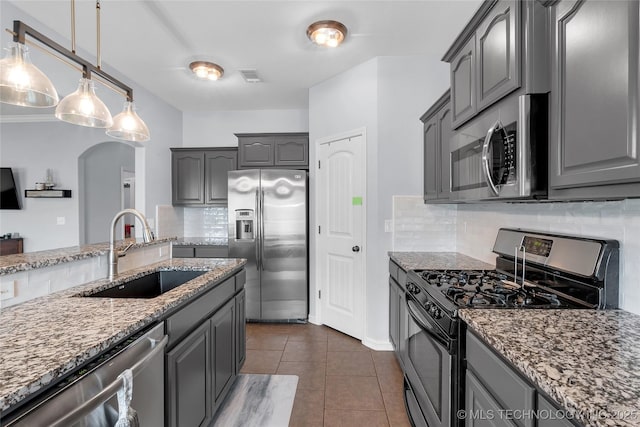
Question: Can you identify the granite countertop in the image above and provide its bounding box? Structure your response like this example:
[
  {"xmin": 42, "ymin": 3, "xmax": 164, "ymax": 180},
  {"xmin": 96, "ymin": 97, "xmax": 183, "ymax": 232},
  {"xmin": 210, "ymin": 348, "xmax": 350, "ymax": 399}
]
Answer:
[
  {"xmin": 388, "ymin": 251, "xmax": 495, "ymax": 271},
  {"xmin": 174, "ymin": 237, "xmax": 228, "ymax": 246},
  {"xmin": 0, "ymin": 257, "xmax": 246, "ymax": 413},
  {"xmin": 460, "ymin": 309, "xmax": 640, "ymax": 427},
  {"xmin": 0, "ymin": 237, "xmax": 177, "ymax": 276}
]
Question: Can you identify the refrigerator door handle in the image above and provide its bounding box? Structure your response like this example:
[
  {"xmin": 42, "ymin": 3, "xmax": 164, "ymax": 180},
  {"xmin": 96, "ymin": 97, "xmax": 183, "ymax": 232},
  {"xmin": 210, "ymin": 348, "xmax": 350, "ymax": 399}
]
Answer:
[
  {"xmin": 255, "ymin": 189, "xmax": 260, "ymax": 270},
  {"xmin": 260, "ymin": 189, "xmax": 265, "ymax": 271}
]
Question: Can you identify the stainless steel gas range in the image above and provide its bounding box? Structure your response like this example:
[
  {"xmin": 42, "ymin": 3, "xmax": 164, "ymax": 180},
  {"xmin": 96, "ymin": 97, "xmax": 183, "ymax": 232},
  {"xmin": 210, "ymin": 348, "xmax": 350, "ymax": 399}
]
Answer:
[{"xmin": 402, "ymin": 228, "xmax": 619, "ymax": 427}]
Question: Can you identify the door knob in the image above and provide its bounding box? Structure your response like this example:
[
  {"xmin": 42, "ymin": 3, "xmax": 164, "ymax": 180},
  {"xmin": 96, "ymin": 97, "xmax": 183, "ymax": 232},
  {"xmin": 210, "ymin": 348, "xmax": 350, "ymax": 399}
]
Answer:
[{"xmin": 352, "ymin": 246, "xmax": 360, "ymax": 252}]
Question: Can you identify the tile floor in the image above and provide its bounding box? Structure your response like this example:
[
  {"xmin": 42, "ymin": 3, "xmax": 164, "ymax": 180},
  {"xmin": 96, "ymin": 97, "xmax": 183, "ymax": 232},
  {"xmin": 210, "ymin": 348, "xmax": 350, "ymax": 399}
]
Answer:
[{"xmin": 240, "ymin": 322, "xmax": 411, "ymax": 427}]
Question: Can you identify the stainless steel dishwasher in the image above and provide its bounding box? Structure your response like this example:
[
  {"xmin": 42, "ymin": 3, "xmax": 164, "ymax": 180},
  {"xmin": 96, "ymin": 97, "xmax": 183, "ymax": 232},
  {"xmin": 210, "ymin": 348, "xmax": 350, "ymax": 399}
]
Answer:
[{"xmin": 5, "ymin": 323, "xmax": 167, "ymax": 427}]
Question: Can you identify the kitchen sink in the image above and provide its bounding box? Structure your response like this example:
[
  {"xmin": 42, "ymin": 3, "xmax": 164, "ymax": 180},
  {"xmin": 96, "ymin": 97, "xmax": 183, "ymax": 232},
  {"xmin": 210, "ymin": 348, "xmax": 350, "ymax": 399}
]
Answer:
[{"xmin": 85, "ymin": 270, "xmax": 206, "ymax": 299}]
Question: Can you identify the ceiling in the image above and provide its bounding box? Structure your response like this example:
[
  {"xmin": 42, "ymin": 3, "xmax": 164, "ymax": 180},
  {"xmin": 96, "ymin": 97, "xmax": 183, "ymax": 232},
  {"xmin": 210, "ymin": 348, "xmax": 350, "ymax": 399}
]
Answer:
[{"xmin": 3, "ymin": 0, "xmax": 482, "ymax": 113}]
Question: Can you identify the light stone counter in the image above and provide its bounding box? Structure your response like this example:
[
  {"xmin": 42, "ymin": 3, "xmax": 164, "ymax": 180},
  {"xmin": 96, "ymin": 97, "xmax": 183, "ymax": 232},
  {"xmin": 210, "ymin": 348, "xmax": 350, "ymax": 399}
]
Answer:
[
  {"xmin": 174, "ymin": 237, "xmax": 228, "ymax": 246},
  {"xmin": 0, "ymin": 237, "xmax": 177, "ymax": 276},
  {"xmin": 388, "ymin": 251, "xmax": 495, "ymax": 271},
  {"xmin": 0, "ymin": 257, "xmax": 245, "ymax": 414},
  {"xmin": 460, "ymin": 309, "xmax": 640, "ymax": 427}
]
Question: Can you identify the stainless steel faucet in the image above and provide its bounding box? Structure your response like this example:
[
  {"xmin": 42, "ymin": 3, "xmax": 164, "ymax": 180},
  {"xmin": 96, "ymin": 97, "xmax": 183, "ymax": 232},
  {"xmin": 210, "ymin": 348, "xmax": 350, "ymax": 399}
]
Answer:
[{"xmin": 108, "ymin": 209, "xmax": 155, "ymax": 280}]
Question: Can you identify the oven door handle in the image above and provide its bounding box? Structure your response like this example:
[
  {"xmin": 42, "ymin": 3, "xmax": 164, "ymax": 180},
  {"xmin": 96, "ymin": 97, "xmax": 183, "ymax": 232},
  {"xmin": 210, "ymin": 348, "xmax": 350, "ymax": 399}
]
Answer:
[
  {"xmin": 482, "ymin": 120, "xmax": 502, "ymax": 196},
  {"xmin": 406, "ymin": 300, "xmax": 452, "ymax": 352}
]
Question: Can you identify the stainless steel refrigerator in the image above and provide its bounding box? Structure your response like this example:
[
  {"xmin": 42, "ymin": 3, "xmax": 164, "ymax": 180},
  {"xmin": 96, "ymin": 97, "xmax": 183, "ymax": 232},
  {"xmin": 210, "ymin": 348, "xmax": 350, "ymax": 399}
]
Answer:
[{"xmin": 228, "ymin": 169, "xmax": 308, "ymax": 321}]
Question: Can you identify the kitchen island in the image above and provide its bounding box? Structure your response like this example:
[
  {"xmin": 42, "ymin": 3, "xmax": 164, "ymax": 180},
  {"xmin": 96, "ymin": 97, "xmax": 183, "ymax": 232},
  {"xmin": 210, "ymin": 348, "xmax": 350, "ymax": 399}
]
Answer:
[
  {"xmin": 461, "ymin": 309, "xmax": 640, "ymax": 427},
  {"xmin": 0, "ymin": 257, "xmax": 245, "ymax": 416}
]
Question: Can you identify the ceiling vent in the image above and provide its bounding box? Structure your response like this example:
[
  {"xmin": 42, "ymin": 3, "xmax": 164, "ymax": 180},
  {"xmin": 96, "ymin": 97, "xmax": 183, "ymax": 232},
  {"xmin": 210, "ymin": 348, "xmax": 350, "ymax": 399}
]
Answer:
[{"xmin": 239, "ymin": 69, "xmax": 262, "ymax": 83}]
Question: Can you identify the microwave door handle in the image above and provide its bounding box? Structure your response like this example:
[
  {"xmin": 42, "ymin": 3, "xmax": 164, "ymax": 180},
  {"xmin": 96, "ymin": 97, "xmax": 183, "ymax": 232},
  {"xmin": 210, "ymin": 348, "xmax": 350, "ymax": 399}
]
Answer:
[{"xmin": 482, "ymin": 121, "xmax": 501, "ymax": 196}]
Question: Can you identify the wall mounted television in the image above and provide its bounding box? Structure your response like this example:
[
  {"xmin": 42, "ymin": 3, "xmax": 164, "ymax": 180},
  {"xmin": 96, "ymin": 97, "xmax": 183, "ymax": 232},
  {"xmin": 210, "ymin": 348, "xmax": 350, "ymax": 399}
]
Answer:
[{"xmin": 0, "ymin": 167, "xmax": 21, "ymax": 209}]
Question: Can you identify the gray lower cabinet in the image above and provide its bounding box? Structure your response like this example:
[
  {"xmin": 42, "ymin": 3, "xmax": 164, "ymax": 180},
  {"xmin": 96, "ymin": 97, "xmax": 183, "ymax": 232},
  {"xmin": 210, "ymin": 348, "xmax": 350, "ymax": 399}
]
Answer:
[
  {"xmin": 466, "ymin": 329, "xmax": 579, "ymax": 427},
  {"xmin": 171, "ymin": 148, "xmax": 237, "ymax": 206},
  {"xmin": 235, "ymin": 289, "xmax": 246, "ymax": 372},
  {"xmin": 166, "ymin": 321, "xmax": 212, "ymax": 427},
  {"xmin": 549, "ymin": 0, "xmax": 640, "ymax": 200},
  {"xmin": 388, "ymin": 260, "xmax": 407, "ymax": 369},
  {"xmin": 211, "ymin": 299, "xmax": 236, "ymax": 410},
  {"xmin": 165, "ymin": 269, "xmax": 246, "ymax": 427},
  {"xmin": 236, "ymin": 133, "xmax": 309, "ymax": 169},
  {"xmin": 421, "ymin": 91, "xmax": 452, "ymax": 203}
]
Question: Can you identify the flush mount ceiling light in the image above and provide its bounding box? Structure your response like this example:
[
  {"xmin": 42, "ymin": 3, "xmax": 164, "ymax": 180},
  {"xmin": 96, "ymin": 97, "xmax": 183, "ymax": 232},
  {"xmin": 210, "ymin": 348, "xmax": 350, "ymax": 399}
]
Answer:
[
  {"xmin": 306, "ymin": 20, "xmax": 348, "ymax": 48},
  {"xmin": 189, "ymin": 61, "xmax": 224, "ymax": 81},
  {"xmin": 0, "ymin": 0, "xmax": 150, "ymax": 142}
]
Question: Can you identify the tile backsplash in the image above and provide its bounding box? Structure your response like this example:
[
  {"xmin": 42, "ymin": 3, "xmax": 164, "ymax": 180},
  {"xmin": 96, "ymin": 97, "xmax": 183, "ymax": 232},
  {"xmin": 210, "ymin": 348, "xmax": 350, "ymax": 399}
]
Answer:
[
  {"xmin": 392, "ymin": 195, "xmax": 640, "ymax": 315},
  {"xmin": 184, "ymin": 207, "xmax": 228, "ymax": 238}
]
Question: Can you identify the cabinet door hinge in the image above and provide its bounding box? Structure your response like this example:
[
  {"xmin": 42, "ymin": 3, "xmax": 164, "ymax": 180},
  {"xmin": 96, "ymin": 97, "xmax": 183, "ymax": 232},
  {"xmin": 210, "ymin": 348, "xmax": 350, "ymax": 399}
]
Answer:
[
  {"xmin": 318, "ymin": 290, "xmax": 321, "ymax": 299},
  {"xmin": 318, "ymin": 225, "xmax": 321, "ymax": 234},
  {"xmin": 318, "ymin": 160, "xmax": 321, "ymax": 169}
]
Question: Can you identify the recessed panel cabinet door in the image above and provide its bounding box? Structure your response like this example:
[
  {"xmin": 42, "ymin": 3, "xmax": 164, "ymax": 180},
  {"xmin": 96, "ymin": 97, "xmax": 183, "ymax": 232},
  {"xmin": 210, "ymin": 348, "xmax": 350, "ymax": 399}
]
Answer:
[
  {"xmin": 172, "ymin": 151, "xmax": 205, "ymax": 205},
  {"xmin": 451, "ymin": 35, "xmax": 476, "ymax": 128},
  {"xmin": 205, "ymin": 150, "xmax": 237, "ymax": 204},
  {"xmin": 211, "ymin": 299, "xmax": 236, "ymax": 409},
  {"xmin": 238, "ymin": 137, "xmax": 275, "ymax": 168},
  {"xmin": 476, "ymin": 0, "xmax": 521, "ymax": 111},
  {"xmin": 275, "ymin": 137, "xmax": 309, "ymax": 167},
  {"xmin": 437, "ymin": 103, "xmax": 452, "ymax": 200},
  {"xmin": 166, "ymin": 321, "xmax": 212, "ymax": 427},
  {"xmin": 423, "ymin": 118, "xmax": 439, "ymax": 201},
  {"xmin": 550, "ymin": 0, "xmax": 640, "ymax": 191},
  {"xmin": 235, "ymin": 289, "xmax": 246, "ymax": 373}
]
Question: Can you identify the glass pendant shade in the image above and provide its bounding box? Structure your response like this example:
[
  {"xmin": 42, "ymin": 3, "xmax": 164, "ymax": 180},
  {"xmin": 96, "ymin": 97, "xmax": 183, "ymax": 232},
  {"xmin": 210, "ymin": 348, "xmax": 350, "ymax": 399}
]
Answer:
[
  {"xmin": 55, "ymin": 78, "xmax": 113, "ymax": 128},
  {"xmin": 106, "ymin": 101, "xmax": 150, "ymax": 142},
  {"xmin": 0, "ymin": 43, "xmax": 59, "ymax": 107}
]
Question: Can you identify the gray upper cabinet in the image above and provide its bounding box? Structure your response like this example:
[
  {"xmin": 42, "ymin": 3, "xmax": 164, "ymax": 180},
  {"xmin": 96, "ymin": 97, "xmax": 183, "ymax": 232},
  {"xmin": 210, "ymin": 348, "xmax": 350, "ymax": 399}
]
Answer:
[
  {"xmin": 205, "ymin": 150, "xmax": 238, "ymax": 204},
  {"xmin": 172, "ymin": 151, "xmax": 205, "ymax": 205},
  {"xmin": 171, "ymin": 148, "xmax": 237, "ymax": 206},
  {"xmin": 237, "ymin": 133, "xmax": 309, "ymax": 169},
  {"xmin": 549, "ymin": 0, "xmax": 640, "ymax": 200},
  {"xmin": 444, "ymin": 0, "xmax": 524, "ymax": 129},
  {"xmin": 476, "ymin": 0, "xmax": 521, "ymax": 110},
  {"xmin": 451, "ymin": 36, "xmax": 477, "ymax": 128},
  {"xmin": 421, "ymin": 91, "xmax": 452, "ymax": 203}
]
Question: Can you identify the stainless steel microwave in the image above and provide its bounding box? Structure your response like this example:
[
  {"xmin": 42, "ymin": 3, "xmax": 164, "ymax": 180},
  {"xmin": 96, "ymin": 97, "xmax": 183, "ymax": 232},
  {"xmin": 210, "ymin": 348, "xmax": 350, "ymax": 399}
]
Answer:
[{"xmin": 449, "ymin": 92, "xmax": 548, "ymax": 202}]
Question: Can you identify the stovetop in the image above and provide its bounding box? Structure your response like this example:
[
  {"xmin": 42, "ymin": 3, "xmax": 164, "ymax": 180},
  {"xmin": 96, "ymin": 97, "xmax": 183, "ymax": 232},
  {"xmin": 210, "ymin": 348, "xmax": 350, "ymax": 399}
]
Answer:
[{"xmin": 418, "ymin": 270, "xmax": 568, "ymax": 309}]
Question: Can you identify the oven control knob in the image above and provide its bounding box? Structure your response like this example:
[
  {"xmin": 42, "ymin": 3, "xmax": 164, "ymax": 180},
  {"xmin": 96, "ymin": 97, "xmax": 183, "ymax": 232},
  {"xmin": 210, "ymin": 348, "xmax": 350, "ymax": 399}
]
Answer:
[
  {"xmin": 425, "ymin": 301, "xmax": 433, "ymax": 311},
  {"xmin": 407, "ymin": 283, "xmax": 420, "ymax": 294},
  {"xmin": 433, "ymin": 308, "xmax": 443, "ymax": 319}
]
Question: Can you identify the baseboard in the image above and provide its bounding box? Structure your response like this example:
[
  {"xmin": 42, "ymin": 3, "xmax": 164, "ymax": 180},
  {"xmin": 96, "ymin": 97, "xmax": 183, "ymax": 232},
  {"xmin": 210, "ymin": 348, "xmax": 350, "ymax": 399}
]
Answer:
[
  {"xmin": 362, "ymin": 336, "xmax": 394, "ymax": 351},
  {"xmin": 307, "ymin": 314, "xmax": 321, "ymax": 325}
]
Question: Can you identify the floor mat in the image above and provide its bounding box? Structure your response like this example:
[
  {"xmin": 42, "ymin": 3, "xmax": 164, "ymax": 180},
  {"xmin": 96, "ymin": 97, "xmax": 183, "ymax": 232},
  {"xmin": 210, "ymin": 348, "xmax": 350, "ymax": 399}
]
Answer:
[{"xmin": 212, "ymin": 374, "xmax": 299, "ymax": 427}]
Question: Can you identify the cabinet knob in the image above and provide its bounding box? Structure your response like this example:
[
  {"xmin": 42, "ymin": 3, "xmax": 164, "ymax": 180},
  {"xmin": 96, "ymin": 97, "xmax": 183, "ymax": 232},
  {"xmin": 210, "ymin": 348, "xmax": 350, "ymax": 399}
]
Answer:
[{"xmin": 352, "ymin": 246, "xmax": 360, "ymax": 252}]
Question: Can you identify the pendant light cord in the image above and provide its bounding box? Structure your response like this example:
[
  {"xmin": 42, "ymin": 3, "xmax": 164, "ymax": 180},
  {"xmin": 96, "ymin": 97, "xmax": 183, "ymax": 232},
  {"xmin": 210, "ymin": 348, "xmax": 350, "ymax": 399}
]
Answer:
[
  {"xmin": 70, "ymin": 0, "xmax": 76, "ymax": 53},
  {"xmin": 96, "ymin": 0, "xmax": 101, "ymax": 69}
]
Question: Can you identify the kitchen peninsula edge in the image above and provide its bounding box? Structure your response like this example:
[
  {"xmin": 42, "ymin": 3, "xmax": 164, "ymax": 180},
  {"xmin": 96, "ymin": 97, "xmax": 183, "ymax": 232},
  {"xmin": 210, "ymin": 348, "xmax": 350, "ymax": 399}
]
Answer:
[
  {"xmin": 0, "ymin": 257, "xmax": 246, "ymax": 414},
  {"xmin": 0, "ymin": 237, "xmax": 177, "ymax": 276}
]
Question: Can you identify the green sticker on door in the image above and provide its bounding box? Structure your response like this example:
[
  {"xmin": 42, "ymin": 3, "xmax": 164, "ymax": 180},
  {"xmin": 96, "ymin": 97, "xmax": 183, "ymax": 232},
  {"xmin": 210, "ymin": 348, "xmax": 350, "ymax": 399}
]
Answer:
[{"xmin": 352, "ymin": 197, "xmax": 363, "ymax": 206}]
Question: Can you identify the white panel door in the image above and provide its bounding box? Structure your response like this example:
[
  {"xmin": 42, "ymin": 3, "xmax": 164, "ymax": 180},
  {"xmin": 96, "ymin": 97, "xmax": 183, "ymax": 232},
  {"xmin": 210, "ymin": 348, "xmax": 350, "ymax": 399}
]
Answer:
[{"xmin": 318, "ymin": 133, "xmax": 365, "ymax": 339}]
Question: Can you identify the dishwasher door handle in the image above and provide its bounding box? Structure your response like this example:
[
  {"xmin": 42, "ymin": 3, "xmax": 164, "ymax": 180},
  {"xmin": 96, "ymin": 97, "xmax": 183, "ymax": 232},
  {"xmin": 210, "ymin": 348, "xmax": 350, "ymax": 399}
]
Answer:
[{"xmin": 48, "ymin": 334, "xmax": 168, "ymax": 427}]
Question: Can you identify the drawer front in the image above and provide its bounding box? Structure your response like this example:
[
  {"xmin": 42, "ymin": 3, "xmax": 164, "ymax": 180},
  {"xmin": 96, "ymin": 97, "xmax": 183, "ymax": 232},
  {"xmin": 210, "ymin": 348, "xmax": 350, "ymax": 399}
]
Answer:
[
  {"xmin": 166, "ymin": 277, "xmax": 235, "ymax": 346},
  {"xmin": 172, "ymin": 246, "xmax": 195, "ymax": 258},
  {"xmin": 194, "ymin": 246, "xmax": 228, "ymax": 258},
  {"xmin": 235, "ymin": 269, "xmax": 246, "ymax": 292},
  {"xmin": 389, "ymin": 260, "xmax": 400, "ymax": 282},
  {"xmin": 466, "ymin": 331, "xmax": 535, "ymax": 427}
]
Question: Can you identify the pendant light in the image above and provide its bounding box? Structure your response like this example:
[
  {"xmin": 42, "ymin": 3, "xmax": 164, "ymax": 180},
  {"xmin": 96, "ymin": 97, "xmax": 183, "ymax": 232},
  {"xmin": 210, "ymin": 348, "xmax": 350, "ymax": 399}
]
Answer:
[
  {"xmin": 55, "ymin": 77, "xmax": 113, "ymax": 127},
  {"xmin": 55, "ymin": 0, "xmax": 113, "ymax": 128},
  {"xmin": 3, "ymin": 1, "xmax": 151, "ymax": 141},
  {"xmin": 0, "ymin": 42, "xmax": 59, "ymax": 107},
  {"xmin": 106, "ymin": 100, "xmax": 150, "ymax": 142}
]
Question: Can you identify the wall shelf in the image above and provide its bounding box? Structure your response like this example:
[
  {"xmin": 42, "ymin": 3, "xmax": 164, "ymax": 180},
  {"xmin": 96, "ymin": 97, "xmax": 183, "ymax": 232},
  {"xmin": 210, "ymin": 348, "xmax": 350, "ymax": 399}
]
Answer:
[{"xmin": 25, "ymin": 190, "xmax": 72, "ymax": 198}]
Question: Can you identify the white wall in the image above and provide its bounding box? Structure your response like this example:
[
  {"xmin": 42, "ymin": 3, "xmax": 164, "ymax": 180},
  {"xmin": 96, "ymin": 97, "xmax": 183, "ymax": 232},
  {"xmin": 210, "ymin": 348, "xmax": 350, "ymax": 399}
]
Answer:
[
  {"xmin": 0, "ymin": 1, "xmax": 182, "ymax": 250},
  {"xmin": 182, "ymin": 109, "xmax": 309, "ymax": 147},
  {"xmin": 309, "ymin": 55, "xmax": 449, "ymax": 347}
]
